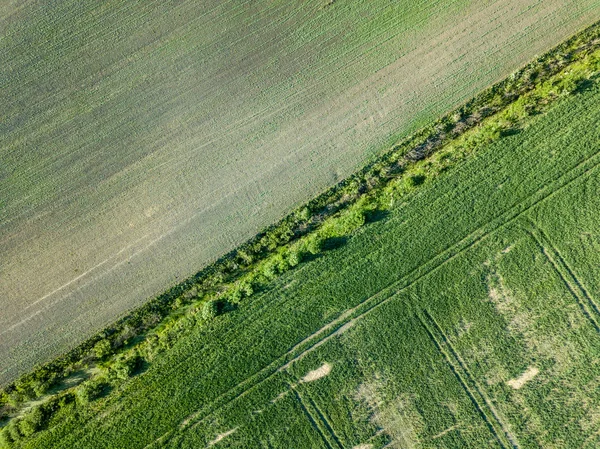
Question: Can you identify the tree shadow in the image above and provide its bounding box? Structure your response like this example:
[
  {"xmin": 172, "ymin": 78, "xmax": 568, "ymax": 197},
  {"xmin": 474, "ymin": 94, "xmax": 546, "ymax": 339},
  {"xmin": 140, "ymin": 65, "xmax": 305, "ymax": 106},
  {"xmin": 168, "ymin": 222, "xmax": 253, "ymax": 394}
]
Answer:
[
  {"xmin": 321, "ymin": 236, "xmax": 348, "ymax": 251},
  {"xmin": 500, "ymin": 127, "xmax": 522, "ymax": 138},
  {"xmin": 574, "ymin": 78, "xmax": 595, "ymax": 94},
  {"xmin": 365, "ymin": 209, "xmax": 390, "ymax": 223},
  {"xmin": 220, "ymin": 300, "xmax": 238, "ymax": 314},
  {"xmin": 131, "ymin": 358, "xmax": 150, "ymax": 377},
  {"xmin": 96, "ymin": 382, "xmax": 113, "ymax": 400}
]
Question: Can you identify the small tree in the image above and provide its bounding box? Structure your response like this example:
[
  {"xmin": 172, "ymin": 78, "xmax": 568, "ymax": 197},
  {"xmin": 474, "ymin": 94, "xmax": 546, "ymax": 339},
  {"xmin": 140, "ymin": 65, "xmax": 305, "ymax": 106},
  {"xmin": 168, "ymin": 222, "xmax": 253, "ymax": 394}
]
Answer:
[
  {"xmin": 0, "ymin": 427, "xmax": 14, "ymax": 447},
  {"xmin": 76, "ymin": 379, "xmax": 107, "ymax": 405},
  {"xmin": 93, "ymin": 339, "xmax": 112, "ymax": 359},
  {"xmin": 18, "ymin": 406, "xmax": 44, "ymax": 437},
  {"xmin": 287, "ymin": 250, "xmax": 302, "ymax": 267},
  {"xmin": 6, "ymin": 420, "xmax": 21, "ymax": 442},
  {"xmin": 202, "ymin": 300, "xmax": 219, "ymax": 321},
  {"xmin": 110, "ymin": 355, "xmax": 140, "ymax": 380}
]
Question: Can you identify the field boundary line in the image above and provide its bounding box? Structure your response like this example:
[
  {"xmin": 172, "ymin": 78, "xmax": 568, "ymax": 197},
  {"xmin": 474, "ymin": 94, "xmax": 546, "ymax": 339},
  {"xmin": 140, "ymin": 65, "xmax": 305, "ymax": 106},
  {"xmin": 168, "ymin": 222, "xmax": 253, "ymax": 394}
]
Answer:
[
  {"xmin": 171, "ymin": 147, "xmax": 600, "ymax": 434},
  {"xmin": 291, "ymin": 387, "xmax": 336, "ymax": 449},
  {"xmin": 524, "ymin": 220, "xmax": 600, "ymax": 333},
  {"xmin": 418, "ymin": 310, "xmax": 519, "ymax": 449}
]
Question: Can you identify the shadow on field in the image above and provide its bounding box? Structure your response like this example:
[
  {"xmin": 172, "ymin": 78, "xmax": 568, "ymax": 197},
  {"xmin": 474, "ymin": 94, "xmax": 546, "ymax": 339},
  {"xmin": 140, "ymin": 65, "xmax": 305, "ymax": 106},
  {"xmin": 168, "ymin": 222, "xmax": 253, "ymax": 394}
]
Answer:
[
  {"xmin": 96, "ymin": 383, "xmax": 113, "ymax": 400},
  {"xmin": 500, "ymin": 127, "xmax": 522, "ymax": 138},
  {"xmin": 575, "ymin": 78, "xmax": 596, "ymax": 94},
  {"xmin": 322, "ymin": 236, "xmax": 348, "ymax": 251},
  {"xmin": 365, "ymin": 209, "xmax": 390, "ymax": 223},
  {"xmin": 132, "ymin": 359, "xmax": 150, "ymax": 378}
]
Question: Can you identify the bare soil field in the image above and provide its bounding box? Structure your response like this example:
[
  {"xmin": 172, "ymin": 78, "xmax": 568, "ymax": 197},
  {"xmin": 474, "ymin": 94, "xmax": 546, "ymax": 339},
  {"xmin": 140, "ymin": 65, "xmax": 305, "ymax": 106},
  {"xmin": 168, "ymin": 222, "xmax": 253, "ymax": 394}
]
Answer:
[{"xmin": 1, "ymin": 0, "xmax": 599, "ymax": 384}]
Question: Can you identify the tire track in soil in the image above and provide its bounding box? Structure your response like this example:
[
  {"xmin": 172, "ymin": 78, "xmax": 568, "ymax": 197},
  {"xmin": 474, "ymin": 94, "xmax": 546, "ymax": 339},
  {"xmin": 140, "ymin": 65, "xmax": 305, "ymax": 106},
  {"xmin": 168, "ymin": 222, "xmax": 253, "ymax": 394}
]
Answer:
[
  {"xmin": 418, "ymin": 310, "xmax": 520, "ymax": 449},
  {"xmin": 524, "ymin": 220, "xmax": 600, "ymax": 334},
  {"xmin": 291, "ymin": 387, "xmax": 336, "ymax": 449}
]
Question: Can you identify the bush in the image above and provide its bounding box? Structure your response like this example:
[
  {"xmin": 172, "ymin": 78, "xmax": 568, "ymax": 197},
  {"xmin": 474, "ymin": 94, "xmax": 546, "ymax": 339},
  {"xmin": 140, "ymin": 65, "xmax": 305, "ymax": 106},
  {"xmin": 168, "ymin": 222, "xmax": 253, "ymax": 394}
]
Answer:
[
  {"xmin": 18, "ymin": 406, "xmax": 43, "ymax": 437},
  {"xmin": 202, "ymin": 300, "xmax": 219, "ymax": 321},
  {"xmin": 298, "ymin": 207, "xmax": 311, "ymax": 221},
  {"xmin": 31, "ymin": 379, "xmax": 50, "ymax": 398},
  {"xmin": 76, "ymin": 379, "xmax": 107, "ymax": 404},
  {"xmin": 0, "ymin": 428, "xmax": 14, "ymax": 447},
  {"xmin": 274, "ymin": 254, "xmax": 289, "ymax": 273},
  {"xmin": 337, "ymin": 208, "xmax": 366, "ymax": 234},
  {"xmin": 239, "ymin": 280, "xmax": 254, "ymax": 297},
  {"xmin": 287, "ymin": 250, "xmax": 302, "ymax": 267},
  {"xmin": 306, "ymin": 235, "xmax": 324, "ymax": 255},
  {"xmin": 227, "ymin": 288, "xmax": 242, "ymax": 303},
  {"xmin": 6, "ymin": 421, "xmax": 21, "ymax": 442},
  {"xmin": 5, "ymin": 392, "xmax": 23, "ymax": 408},
  {"xmin": 262, "ymin": 260, "xmax": 277, "ymax": 279},
  {"xmin": 93, "ymin": 339, "xmax": 112, "ymax": 359},
  {"xmin": 109, "ymin": 355, "xmax": 140, "ymax": 380}
]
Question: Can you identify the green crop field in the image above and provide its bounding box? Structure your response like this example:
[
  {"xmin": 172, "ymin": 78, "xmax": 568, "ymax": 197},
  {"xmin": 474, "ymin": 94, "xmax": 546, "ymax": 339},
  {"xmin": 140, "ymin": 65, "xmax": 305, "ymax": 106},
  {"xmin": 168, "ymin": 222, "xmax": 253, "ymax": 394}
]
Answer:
[
  {"xmin": 9, "ymin": 48, "xmax": 600, "ymax": 448},
  {"xmin": 2, "ymin": 0, "xmax": 600, "ymax": 386}
]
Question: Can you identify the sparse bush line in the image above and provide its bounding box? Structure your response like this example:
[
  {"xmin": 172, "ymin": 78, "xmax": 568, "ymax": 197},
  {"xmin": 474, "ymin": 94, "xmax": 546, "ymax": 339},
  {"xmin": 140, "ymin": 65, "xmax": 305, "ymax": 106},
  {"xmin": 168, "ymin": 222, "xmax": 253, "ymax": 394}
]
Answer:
[{"xmin": 1, "ymin": 21, "xmax": 600, "ymax": 444}]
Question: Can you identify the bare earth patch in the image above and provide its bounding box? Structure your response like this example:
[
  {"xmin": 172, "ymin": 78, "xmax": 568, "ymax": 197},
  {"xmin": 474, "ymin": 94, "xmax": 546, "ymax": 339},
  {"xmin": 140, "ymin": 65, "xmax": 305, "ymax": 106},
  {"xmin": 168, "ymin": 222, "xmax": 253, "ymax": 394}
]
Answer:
[
  {"xmin": 353, "ymin": 445, "xmax": 374, "ymax": 449},
  {"xmin": 208, "ymin": 428, "xmax": 237, "ymax": 447},
  {"xmin": 301, "ymin": 362, "xmax": 332, "ymax": 383},
  {"xmin": 507, "ymin": 366, "xmax": 540, "ymax": 389},
  {"xmin": 356, "ymin": 377, "xmax": 424, "ymax": 449}
]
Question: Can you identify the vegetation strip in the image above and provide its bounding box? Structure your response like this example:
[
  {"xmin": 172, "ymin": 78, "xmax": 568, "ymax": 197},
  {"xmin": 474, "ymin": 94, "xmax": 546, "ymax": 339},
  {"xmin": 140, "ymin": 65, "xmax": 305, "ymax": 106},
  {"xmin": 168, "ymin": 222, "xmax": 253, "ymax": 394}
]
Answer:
[{"xmin": 2, "ymin": 19, "xmax": 600, "ymax": 446}]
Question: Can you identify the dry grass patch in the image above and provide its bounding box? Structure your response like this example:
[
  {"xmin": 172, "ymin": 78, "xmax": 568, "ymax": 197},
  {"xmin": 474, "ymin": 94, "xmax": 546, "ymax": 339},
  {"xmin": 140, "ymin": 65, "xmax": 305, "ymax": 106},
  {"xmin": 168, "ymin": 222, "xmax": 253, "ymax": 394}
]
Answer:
[
  {"xmin": 301, "ymin": 362, "xmax": 332, "ymax": 383},
  {"xmin": 506, "ymin": 366, "xmax": 540, "ymax": 389}
]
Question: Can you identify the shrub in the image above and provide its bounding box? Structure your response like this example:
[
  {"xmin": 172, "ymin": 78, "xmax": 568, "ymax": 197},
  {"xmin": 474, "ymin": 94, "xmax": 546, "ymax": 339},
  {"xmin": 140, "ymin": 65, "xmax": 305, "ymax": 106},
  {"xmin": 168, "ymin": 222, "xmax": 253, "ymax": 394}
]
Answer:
[
  {"xmin": 262, "ymin": 260, "xmax": 277, "ymax": 279},
  {"xmin": 274, "ymin": 254, "xmax": 289, "ymax": 273},
  {"xmin": 338, "ymin": 208, "xmax": 366, "ymax": 234},
  {"xmin": 227, "ymin": 288, "xmax": 242, "ymax": 303},
  {"xmin": 93, "ymin": 339, "xmax": 112, "ymax": 359},
  {"xmin": 76, "ymin": 379, "xmax": 107, "ymax": 404},
  {"xmin": 202, "ymin": 300, "xmax": 219, "ymax": 321},
  {"xmin": 5, "ymin": 392, "xmax": 23, "ymax": 408},
  {"xmin": 237, "ymin": 250, "xmax": 253, "ymax": 265},
  {"xmin": 31, "ymin": 379, "xmax": 50, "ymax": 398},
  {"xmin": 287, "ymin": 249, "xmax": 302, "ymax": 267},
  {"xmin": 306, "ymin": 235, "xmax": 324, "ymax": 255},
  {"xmin": 0, "ymin": 428, "xmax": 13, "ymax": 447},
  {"xmin": 58, "ymin": 393, "xmax": 75, "ymax": 408},
  {"xmin": 239, "ymin": 280, "xmax": 254, "ymax": 297},
  {"xmin": 18, "ymin": 406, "xmax": 43, "ymax": 437},
  {"xmin": 298, "ymin": 207, "xmax": 311, "ymax": 221},
  {"xmin": 6, "ymin": 420, "xmax": 21, "ymax": 442},
  {"xmin": 109, "ymin": 355, "xmax": 140, "ymax": 380}
]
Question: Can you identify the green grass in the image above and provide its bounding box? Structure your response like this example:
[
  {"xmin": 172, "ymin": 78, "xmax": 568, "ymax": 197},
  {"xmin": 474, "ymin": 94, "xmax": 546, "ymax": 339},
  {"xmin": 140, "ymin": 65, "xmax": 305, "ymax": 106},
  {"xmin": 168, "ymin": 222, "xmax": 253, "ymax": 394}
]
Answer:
[
  {"xmin": 8, "ymin": 47, "xmax": 600, "ymax": 448},
  {"xmin": 2, "ymin": 0, "xmax": 600, "ymax": 385}
]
